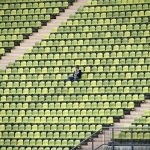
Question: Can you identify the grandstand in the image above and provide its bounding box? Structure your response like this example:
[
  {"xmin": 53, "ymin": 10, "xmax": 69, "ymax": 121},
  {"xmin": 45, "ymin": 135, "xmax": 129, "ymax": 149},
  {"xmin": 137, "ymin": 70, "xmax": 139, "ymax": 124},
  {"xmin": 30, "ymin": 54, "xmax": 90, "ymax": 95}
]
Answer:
[
  {"xmin": 0, "ymin": 0, "xmax": 74, "ymax": 57},
  {"xmin": 0, "ymin": 0, "xmax": 150, "ymax": 150}
]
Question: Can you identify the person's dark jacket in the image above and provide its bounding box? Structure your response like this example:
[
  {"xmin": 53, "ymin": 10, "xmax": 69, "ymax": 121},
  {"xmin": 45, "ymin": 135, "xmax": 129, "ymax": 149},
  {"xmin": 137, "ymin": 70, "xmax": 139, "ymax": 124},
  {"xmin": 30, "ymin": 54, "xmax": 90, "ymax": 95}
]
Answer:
[{"xmin": 73, "ymin": 70, "xmax": 82, "ymax": 79}]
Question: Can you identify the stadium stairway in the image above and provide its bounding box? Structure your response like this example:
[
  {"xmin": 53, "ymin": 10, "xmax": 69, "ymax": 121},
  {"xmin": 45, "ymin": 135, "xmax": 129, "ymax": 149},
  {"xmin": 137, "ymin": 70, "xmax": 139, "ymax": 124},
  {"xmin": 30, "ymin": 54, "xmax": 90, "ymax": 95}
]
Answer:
[
  {"xmin": 80, "ymin": 99, "xmax": 150, "ymax": 150},
  {"xmin": 0, "ymin": 0, "xmax": 87, "ymax": 70}
]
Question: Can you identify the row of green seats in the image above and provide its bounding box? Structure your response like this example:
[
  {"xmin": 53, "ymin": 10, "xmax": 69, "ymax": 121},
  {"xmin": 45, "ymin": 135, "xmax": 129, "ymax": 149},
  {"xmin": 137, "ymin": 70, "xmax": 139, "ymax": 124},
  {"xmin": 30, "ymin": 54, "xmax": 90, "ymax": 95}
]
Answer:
[
  {"xmin": 3, "ymin": 57, "xmax": 150, "ymax": 64},
  {"xmin": 0, "ymin": 28, "xmax": 33, "ymax": 35},
  {"xmin": 3, "ymin": 31, "xmax": 149, "ymax": 39},
  {"xmin": 2, "ymin": 69, "xmax": 150, "ymax": 75},
  {"xmin": 0, "ymin": 109, "xmax": 124, "ymax": 116},
  {"xmin": 0, "ymin": 116, "xmax": 114, "ymax": 124},
  {"xmin": 115, "ymin": 132, "xmax": 150, "ymax": 140},
  {"xmin": 6, "ymin": 64, "xmax": 150, "ymax": 71},
  {"xmin": 1, "ymin": 21, "xmax": 148, "ymax": 31},
  {"xmin": 0, "ymin": 138, "xmax": 80, "ymax": 147},
  {"xmin": 79, "ymin": 8, "xmax": 149, "ymax": 15},
  {"xmin": 70, "ymin": 16, "xmax": 149, "ymax": 22},
  {"xmin": 5, "ymin": 65, "xmax": 150, "ymax": 71},
  {"xmin": 0, "ymin": 75, "xmax": 150, "ymax": 84},
  {"xmin": 1, "ymin": 79, "xmax": 149, "ymax": 87},
  {"xmin": 2, "ymin": 2, "xmax": 148, "ymax": 11},
  {"xmin": 62, "ymin": 17, "xmax": 149, "ymax": 26},
  {"xmin": 0, "ymin": 124, "xmax": 102, "ymax": 131},
  {"xmin": 5, "ymin": 59, "xmax": 150, "ymax": 67},
  {"xmin": 17, "ymin": 53, "xmax": 150, "ymax": 60},
  {"xmin": 0, "ymin": 131, "xmax": 92, "ymax": 139},
  {"xmin": 0, "ymin": 8, "xmax": 60, "ymax": 16},
  {"xmin": 47, "ymin": 31, "xmax": 150, "ymax": 40},
  {"xmin": 67, "ymin": 17, "xmax": 147, "ymax": 25},
  {"xmin": 37, "ymin": 40, "xmax": 150, "ymax": 48},
  {"xmin": 16, "ymin": 57, "xmax": 149, "ymax": 66},
  {"xmin": 1, "ymin": 72, "xmax": 150, "ymax": 80},
  {"xmin": 4, "ymin": 67, "xmax": 149, "ymax": 74},
  {"xmin": 0, "ymin": 27, "xmax": 32, "ymax": 34},
  {"xmin": 0, "ymin": 2, "xmax": 68, "ymax": 9},
  {"xmin": 0, "ymin": 102, "xmax": 136, "ymax": 110},
  {"xmin": 0, "ymin": 101, "xmax": 130, "ymax": 108},
  {"xmin": 127, "ymin": 125, "xmax": 149, "ymax": 131},
  {"xmin": 58, "ymin": 24, "xmax": 149, "ymax": 32},
  {"xmin": 0, "ymin": 35, "xmax": 23, "ymax": 41},
  {"xmin": 47, "ymin": 32, "xmax": 150, "ymax": 39},
  {"xmin": 0, "ymin": 94, "xmax": 144, "ymax": 102},
  {"xmin": 0, "ymin": 101, "xmax": 132, "ymax": 109},
  {"xmin": 134, "ymin": 117, "xmax": 150, "ymax": 124},
  {"xmin": 74, "ymin": 12, "xmax": 149, "ymax": 19},
  {"xmin": 1, "ymin": 15, "xmax": 51, "ymax": 22},
  {"xmin": 29, "ymin": 44, "xmax": 149, "ymax": 52},
  {"xmin": 18, "ymin": 53, "xmax": 150, "ymax": 61},
  {"xmin": 0, "ymin": 147, "xmax": 70, "ymax": 150},
  {"xmin": 79, "ymin": 4, "xmax": 149, "ymax": 11},
  {"xmin": 2, "ymin": 65, "xmax": 146, "ymax": 73},
  {"xmin": 0, "ymin": 42, "xmax": 14, "ymax": 48},
  {"xmin": 0, "ymin": 0, "xmax": 69, "ymax": 3},
  {"xmin": 0, "ymin": 86, "xmax": 149, "ymax": 94},
  {"xmin": 38, "ymin": 38, "xmax": 150, "ymax": 46},
  {"xmin": 8, "ymin": 64, "xmax": 147, "ymax": 71},
  {"xmin": 0, "ymin": 21, "xmax": 42, "ymax": 28},
  {"xmin": 90, "ymin": 0, "xmax": 148, "ymax": 5}
]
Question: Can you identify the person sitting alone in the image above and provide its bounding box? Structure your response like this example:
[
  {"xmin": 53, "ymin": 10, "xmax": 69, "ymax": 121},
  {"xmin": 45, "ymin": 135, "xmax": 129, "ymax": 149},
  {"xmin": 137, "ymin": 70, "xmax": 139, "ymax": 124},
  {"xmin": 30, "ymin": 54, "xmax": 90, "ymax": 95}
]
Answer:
[{"xmin": 68, "ymin": 65, "xmax": 82, "ymax": 81}]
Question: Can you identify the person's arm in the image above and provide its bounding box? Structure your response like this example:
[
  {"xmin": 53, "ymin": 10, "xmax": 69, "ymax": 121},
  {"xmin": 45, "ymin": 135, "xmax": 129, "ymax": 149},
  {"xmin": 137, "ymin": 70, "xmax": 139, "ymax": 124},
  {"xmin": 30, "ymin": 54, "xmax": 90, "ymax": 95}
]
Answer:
[{"xmin": 77, "ymin": 70, "xmax": 82, "ymax": 78}]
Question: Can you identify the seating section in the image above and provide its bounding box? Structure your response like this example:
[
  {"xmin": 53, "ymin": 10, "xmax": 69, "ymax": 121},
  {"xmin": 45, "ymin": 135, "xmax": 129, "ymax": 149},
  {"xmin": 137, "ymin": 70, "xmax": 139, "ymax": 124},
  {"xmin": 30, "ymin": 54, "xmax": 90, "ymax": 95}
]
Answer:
[
  {"xmin": 0, "ymin": 0, "xmax": 150, "ymax": 149},
  {"xmin": 0, "ymin": 0, "xmax": 73, "ymax": 58},
  {"xmin": 114, "ymin": 110, "xmax": 150, "ymax": 144}
]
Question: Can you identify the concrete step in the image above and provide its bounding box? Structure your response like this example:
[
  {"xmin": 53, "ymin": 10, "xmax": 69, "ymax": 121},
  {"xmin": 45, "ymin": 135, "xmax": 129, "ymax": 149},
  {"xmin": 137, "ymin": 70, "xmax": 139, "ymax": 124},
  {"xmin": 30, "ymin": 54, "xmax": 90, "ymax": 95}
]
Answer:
[
  {"xmin": 119, "ymin": 118, "xmax": 134, "ymax": 123},
  {"xmin": 125, "ymin": 115, "xmax": 141, "ymax": 119},
  {"xmin": 113, "ymin": 123, "xmax": 131, "ymax": 127}
]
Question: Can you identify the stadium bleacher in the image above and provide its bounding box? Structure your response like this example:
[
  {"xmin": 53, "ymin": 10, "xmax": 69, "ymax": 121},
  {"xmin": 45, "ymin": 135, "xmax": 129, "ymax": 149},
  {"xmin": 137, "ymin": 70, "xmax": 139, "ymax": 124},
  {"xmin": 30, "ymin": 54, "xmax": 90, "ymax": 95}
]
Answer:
[
  {"xmin": 114, "ymin": 110, "xmax": 150, "ymax": 144},
  {"xmin": 0, "ymin": 0, "xmax": 150, "ymax": 149},
  {"xmin": 0, "ymin": 0, "xmax": 73, "ymax": 58}
]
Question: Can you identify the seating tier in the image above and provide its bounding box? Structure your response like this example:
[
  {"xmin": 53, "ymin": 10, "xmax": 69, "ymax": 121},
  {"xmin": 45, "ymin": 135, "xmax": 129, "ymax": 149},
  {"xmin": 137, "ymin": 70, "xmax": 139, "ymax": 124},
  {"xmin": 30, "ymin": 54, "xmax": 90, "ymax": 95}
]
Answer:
[{"xmin": 0, "ymin": 0, "xmax": 150, "ymax": 149}]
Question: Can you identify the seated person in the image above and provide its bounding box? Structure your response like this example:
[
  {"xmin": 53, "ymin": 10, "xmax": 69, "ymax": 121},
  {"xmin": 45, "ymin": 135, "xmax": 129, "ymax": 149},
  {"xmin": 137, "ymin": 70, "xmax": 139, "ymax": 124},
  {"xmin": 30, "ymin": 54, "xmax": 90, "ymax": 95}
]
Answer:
[{"xmin": 68, "ymin": 65, "xmax": 82, "ymax": 81}]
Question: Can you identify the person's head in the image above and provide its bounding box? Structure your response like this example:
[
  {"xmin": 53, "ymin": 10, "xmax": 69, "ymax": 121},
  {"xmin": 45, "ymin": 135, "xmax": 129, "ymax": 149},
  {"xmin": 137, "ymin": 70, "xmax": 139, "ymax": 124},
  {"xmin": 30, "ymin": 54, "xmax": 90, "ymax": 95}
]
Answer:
[{"xmin": 75, "ymin": 65, "xmax": 79, "ymax": 70}]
